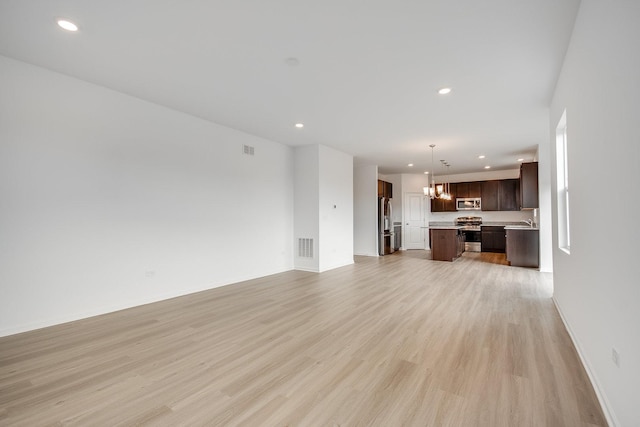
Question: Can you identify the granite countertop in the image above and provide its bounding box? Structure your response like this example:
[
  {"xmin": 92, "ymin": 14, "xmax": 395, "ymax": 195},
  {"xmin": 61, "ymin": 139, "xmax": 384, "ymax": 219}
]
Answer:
[
  {"xmin": 482, "ymin": 221, "xmax": 530, "ymax": 226},
  {"xmin": 482, "ymin": 221, "xmax": 538, "ymax": 230},
  {"xmin": 504, "ymin": 225, "xmax": 539, "ymax": 230},
  {"xmin": 428, "ymin": 225, "xmax": 463, "ymax": 230},
  {"xmin": 427, "ymin": 221, "xmax": 538, "ymax": 230},
  {"xmin": 427, "ymin": 221, "xmax": 537, "ymax": 230}
]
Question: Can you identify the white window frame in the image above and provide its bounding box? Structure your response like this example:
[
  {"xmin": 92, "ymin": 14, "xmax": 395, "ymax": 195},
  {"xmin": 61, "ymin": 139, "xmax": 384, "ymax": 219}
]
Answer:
[{"xmin": 556, "ymin": 110, "xmax": 570, "ymax": 254}]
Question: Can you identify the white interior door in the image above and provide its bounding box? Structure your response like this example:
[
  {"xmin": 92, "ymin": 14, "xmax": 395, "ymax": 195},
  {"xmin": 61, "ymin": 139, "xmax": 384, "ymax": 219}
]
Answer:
[{"xmin": 403, "ymin": 192, "xmax": 427, "ymax": 250}]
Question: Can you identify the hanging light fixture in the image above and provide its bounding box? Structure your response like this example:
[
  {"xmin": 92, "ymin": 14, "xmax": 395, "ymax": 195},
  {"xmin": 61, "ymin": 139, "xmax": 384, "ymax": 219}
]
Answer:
[
  {"xmin": 423, "ymin": 144, "xmax": 437, "ymax": 198},
  {"xmin": 438, "ymin": 161, "xmax": 450, "ymax": 200},
  {"xmin": 442, "ymin": 163, "xmax": 453, "ymax": 200}
]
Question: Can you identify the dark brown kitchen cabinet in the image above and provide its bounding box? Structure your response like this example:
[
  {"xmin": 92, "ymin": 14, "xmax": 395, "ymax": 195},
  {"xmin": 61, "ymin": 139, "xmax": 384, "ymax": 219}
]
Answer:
[
  {"xmin": 506, "ymin": 229, "xmax": 539, "ymax": 268},
  {"xmin": 456, "ymin": 182, "xmax": 468, "ymax": 198},
  {"xmin": 430, "ymin": 183, "xmax": 457, "ymax": 212},
  {"xmin": 430, "ymin": 228, "xmax": 464, "ymax": 261},
  {"xmin": 481, "ymin": 226, "xmax": 506, "ymax": 253},
  {"xmin": 377, "ymin": 180, "xmax": 393, "ymax": 199},
  {"xmin": 499, "ymin": 179, "xmax": 519, "ymax": 211},
  {"xmin": 455, "ymin": 182, "xmax": 481, "ymax": 198},
  {"xmin": 519, "ymin": 162, "xmax": 538, "ymax": 209},
  {"xmin": 481, "ymin": 179, "xmax": 518, "ymax": 211},
  {"xmin": 480, "ymin": 181, "xmax": 500, "ymax": 211},
  {"xmin": 468, "ymin": 182, "xmax": 481, "ymax": 198}
]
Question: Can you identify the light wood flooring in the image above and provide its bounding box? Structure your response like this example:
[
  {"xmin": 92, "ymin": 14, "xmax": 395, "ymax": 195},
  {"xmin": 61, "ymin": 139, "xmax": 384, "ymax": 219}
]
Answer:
[{"xmin": 0, "ymin": 251, "xmax": 607, "ymax": 426}]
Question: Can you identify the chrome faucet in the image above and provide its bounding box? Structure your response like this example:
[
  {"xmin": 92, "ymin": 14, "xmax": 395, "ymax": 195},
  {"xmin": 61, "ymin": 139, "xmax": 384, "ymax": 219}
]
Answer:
[{"xmin": 521, "ymin": 219, "xmax": 534, "ymax": 227}]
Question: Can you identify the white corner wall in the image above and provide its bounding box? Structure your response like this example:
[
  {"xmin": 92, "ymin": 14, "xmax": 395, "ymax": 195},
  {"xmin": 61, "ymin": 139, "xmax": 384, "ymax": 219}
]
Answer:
[
  {"xmin": 318, "ymin": 145, "xmax": 354, "ymax": 272},
  {"xmin": 0, "ymin": 56, "xmax": 294, "ymax": 337},
  {"xmin": 549, "ymin": 2, "xmax": 640, "ymax": 426},
  {"xmin": 537, "ymin": 130, "xmax": 554, "ymax": 272},
  {"xmin": 294, "ymin": 145, "xmax": 354, "ymax": 272},
  {"xmin": 293, "ymin": 145, "xmax": 320, "ymax": 271},
  {"xmin": 353, "ymin": 163, "xmax": 378, "ymax": 256}
]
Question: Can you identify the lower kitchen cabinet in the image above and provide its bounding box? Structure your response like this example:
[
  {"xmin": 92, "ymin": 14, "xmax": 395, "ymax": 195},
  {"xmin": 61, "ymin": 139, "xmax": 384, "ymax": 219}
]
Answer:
[
  {"xmin": 506, "ymin": 229, "xmax": 539, "ymax": 268},
  {"xmin": 481, "ymin": 226, "xmax": 506, "ymax": 253},
  {"xmin": 430, "ymin": 228, "xmax": 464, "ymax": 261}
]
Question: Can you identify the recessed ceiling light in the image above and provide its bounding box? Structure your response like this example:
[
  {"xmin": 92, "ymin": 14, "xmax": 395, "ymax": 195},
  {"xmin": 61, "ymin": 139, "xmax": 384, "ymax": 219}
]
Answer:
[
  {"xmin": 438, "ymin": 87, "xmax": 452, "ymax": 95},
  {"xmin": 478, "ymin": 155, "xmax": 486, "ymax": 159},
  {"xmin": 57, "ymin": 19, "xmax": 78, "ymax": 32},
  {"xmin": 408, "ymin": 163, "xmax": 414, "ymax": 167},
  {"xmin": 285, "ymin": 57, "xmax": 300, "ymax": 67},
  {"xmin": 517, "ymin": 158, "xmax": 524, "ymax": 162},
  {"xmin": 294, "ymin": 123, "xmax": 304, "ymax": 128},
  {"xmin": 484, "ymin": 165, "xmax": 491, "ymax": 169},
  {"xmin": 424, "ymin": 171, "xmax": 429, "ymax": 175}
]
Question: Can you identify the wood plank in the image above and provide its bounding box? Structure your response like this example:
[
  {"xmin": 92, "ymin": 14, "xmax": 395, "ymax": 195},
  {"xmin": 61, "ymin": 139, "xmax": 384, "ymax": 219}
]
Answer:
[{"xmin": 0, "ymin": 251, "xmax": 607, "ymax": 426}]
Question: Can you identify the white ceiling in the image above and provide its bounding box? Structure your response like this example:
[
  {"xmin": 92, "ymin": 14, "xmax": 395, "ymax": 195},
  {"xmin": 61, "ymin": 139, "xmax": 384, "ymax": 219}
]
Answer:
[{"xmin": 0, "ymin": 0, "xmax": 580, "ymax": 175}]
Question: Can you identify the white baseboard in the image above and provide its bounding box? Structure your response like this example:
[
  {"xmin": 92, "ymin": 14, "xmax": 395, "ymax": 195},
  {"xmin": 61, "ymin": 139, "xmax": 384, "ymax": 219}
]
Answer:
[{"xmin": 552, "ymin": 297, "xmax": 618, "ymax": 427}]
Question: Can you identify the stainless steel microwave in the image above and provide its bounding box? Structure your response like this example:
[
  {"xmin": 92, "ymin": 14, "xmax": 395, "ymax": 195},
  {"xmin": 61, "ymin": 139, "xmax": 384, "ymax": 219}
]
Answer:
[{"xmin": 456, "ymin": 198, "xmax": 481, "ymax": 211}]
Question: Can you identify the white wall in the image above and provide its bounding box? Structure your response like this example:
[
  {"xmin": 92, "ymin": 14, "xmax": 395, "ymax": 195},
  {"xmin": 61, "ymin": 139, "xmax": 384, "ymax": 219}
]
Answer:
[
  {"xmin": 549, "ymin": 2, "xmax": 640, "ymax": 426},
  {"xmin": 319, "ymin": 146, "xmax": 354, "ymax": 271},
  {"xmin": 293, "ymin": 145, "xmax": 320, "ymax": 271},
  {"xmin": 0, "ymin": 56, "xmax": 295, "ymax": 336},
  {"xmin": 400, "ymin": 173, "xmax": 430, "ymax": 194},
  {"xmin": 353, "ymin": 163, "xmax": 378, "ymax": 256},
  {"xmin": 294, "ymin": 145, "xmax": 354, "ymax": 272},
  {"xmin": 537, "ymin": 128, "xmax": 554, "ymax": 272}
]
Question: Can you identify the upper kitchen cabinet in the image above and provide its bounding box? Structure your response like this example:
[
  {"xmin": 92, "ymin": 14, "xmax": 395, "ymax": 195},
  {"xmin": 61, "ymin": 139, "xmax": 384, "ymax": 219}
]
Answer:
[
  {"xmin": 480, "ymin": 180, "xmax": 500, "ymax": 210},
  {"xmin": 500, "ymin": 179, "xmax": 519, "ymax": 211},
  {"xmin": 431, "ymin": 183, "xmax": 457, "ymax": 212},
  {"xmin": 519, "ymin": 162, "xmax": 538, "ymax": 209},
  {"xmin": 378, "ymin": 180, "xmax": 393, "ymax": 199},
  {"xmin": 456, "ymin": 182, "xmax": 481, "ymax": 198},
  {"xmin": 481, "ymin": 179, "xmax": 519, "ymax": 211}
]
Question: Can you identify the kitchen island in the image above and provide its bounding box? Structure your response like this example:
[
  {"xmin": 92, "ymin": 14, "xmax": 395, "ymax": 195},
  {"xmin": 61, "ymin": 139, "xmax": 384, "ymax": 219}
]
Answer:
[{"xmin": 429, "ymin": 225, "xmax": 464, "ymax": 262}]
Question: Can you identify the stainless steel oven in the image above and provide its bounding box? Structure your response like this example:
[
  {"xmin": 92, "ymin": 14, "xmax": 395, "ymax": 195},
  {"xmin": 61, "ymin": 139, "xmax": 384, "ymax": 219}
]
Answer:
[
  {"xmin": 462, "ymin": 228, "xmax": 481, "ymax": 252},
  {"xmin": 455, "ymin": 216, "xmax": 483, "ymax": 252}
]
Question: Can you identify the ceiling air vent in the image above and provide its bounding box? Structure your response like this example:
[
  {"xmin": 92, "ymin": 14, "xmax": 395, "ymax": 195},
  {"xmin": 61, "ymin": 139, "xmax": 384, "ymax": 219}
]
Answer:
[
  {"xmin": 242, "ymin": 144, "xmax": 255, "ymax": 156},
  {"xmin": 298, "ymin": 238, "xmax": 314, "ymax": 258}
]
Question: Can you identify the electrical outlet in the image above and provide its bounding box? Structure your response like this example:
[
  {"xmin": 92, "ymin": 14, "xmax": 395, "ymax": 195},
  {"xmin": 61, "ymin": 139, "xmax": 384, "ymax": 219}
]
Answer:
[{"xmin": 612, "ymin": 348, "xmax": 620, "ymax": 367}]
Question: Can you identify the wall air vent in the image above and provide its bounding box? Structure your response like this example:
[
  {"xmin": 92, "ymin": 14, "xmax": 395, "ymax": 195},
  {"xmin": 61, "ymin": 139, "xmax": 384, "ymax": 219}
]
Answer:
[
  {"xmin": 242, "ymin": 144, "xmax": 255, "ymax": 156},
  {"xmin": 298, "ymin": 238, "xmax": 314, "ymax": 258}
]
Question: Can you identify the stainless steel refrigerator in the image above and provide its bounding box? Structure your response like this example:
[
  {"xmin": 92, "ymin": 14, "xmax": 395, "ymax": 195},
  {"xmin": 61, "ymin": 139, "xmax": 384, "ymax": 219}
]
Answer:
[{"xmin": 378, "ymin": 197, "xmax": 395, "ymax": 255}]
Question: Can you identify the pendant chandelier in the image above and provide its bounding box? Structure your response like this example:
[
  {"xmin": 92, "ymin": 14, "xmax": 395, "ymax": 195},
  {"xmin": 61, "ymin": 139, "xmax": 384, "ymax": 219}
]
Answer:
[
  {"xmin": 440, "ymin": 162, "xmax": 452, "ymax": 200},
  {"xmin": 423, "ymin": 144, "xmax": 452, "ymax": 200},
  {"xmin": 423, "ymin": 144, "xmax": 437, "ymax": 198}
]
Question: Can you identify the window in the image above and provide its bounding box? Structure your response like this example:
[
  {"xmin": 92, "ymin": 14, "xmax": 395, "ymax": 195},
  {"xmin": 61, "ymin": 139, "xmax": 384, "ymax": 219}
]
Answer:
[{"xmin": 556, "ymin": 110, "xmax": 570, "ymax": 253}]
